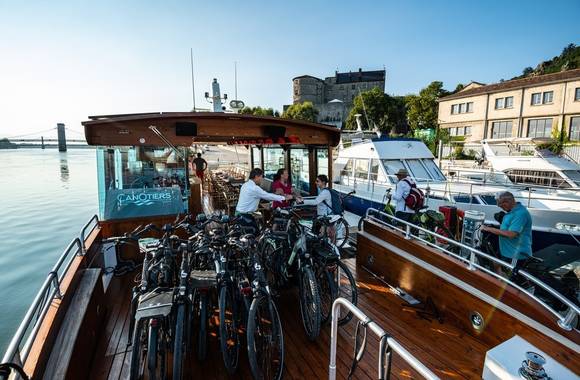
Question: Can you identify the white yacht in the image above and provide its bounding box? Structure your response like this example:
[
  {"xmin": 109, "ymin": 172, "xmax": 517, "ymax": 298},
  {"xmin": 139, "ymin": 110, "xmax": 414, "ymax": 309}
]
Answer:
[{"xmin": 333, "ymin": 138, "xmax": 580, "ymax": 250}]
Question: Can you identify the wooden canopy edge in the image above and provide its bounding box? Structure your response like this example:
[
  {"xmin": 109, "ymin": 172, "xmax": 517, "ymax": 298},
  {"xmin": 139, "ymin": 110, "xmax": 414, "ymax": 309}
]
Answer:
[{"xmin": 82, "ymin": 112, "xmax": 341, "ymax": 147}]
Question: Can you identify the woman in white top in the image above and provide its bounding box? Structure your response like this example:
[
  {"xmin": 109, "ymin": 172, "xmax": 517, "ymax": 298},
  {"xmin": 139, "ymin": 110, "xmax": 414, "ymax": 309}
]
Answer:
[{"xmin": 300, "ymin": 175, "xmax": 332, "ymax": 215}]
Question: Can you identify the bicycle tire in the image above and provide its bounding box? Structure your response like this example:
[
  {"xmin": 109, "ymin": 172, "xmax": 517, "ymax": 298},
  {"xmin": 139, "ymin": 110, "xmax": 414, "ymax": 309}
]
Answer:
[
  {"xmin": 247, "ymin": 295, "xmax": 284, "ymax": 380},
  {"xmin": 333, "ymin": 218, "xmax": 350, "ymax": 249},
  {"xmin": 172, "ymin": 304, "xmax": 186, "ymax": 380},
  {"xmin": 333, "ymin": 260, "xmax": 358, "ymax": 325},
  {"xmin": 147, "ymin": 321, "xmax": 158, "ymax": 378},
  {"xmin": 219, "ymin": 284, "xmax": 240, "ymax": 374},
  {"xmin": 147, "ymin": 319, "xmax": 168, "ymax": 380},
  {"xmin": 317, "ymin": 267, "xmax": 337, "ymax": 324},
  {"xmin": 197, "ymin": 292, "xmax": 209, "ymax": 361},
  {"xmin": 129, "ymin": 319, "xmax": 145, "ymax": 380},
  {"xmin": 298, "ymin": 266, "xmax": 321, "ymax": 340}
]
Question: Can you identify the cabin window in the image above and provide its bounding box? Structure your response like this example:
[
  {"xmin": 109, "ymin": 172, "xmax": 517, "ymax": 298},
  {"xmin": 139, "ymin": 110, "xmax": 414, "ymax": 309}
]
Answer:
[
  {"xmin": 317, "ymin": 148, "xmax": 329, "ymax": 176},
  {"xmin": 290, "ymin": 148, "xmax": 310, "ymax": 194},
  {"xmin": 96, "ymin": 146, "xmax": 188, "ymax": 220},
  {"xmin": 422, "ymin": 160, "xmax": 446, "ymax": 181},
  {"xmin": 453, "ymin": 195, "xmax": 479, "ymax": 204},
  {"xmin": 251, "ymin": 147, "xmax": 262, "ymax": 169},
  {"xmin": 354, "ymin": 159, "xmax": 369, "ymax": 180},
  {"xmin": 382, "ymin": 159, "xmax": 406, "ymax": 183},
  {"xmin": 340, "ymin": 159, "xmax": 353, "ymax": 185},
  {"xmin": 263, "ymin": 148, "xmax": 285, "ymax": 180},
  {"xmin": 370, "ymin": 159, "xmax": 387, "ymax": 183},
  {"xmin": 480, "ymin": 195, "xmax": 498, "ymax": 205},
  {"xmin": 406, "ymin": 159, "xmax": 431, "ymax": 182},
  {"xmin": 562, "ymin": 170, "xmax": 580, "ymax": 186},
  {"xmin": 505, "ymin": 169, "xmax": 570, "ymax": 188}
]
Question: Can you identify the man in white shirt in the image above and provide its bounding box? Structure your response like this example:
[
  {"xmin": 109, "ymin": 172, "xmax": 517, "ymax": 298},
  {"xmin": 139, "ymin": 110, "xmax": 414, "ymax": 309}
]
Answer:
[
  {"xmin": 301, "ymin": 175, "xmax": 332, "ymax": 216},
  {"xmin": 236, "ymin": 168, "xmax": 293, "ymax": 230},
  {"xmin": 392, "ymin": 168, "xmax": 415, "ymax": 223}
]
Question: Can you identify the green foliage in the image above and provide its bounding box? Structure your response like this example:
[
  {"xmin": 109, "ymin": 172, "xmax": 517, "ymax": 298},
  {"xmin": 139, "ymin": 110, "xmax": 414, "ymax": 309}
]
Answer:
[
  {"xmin": 345, "ymin": 88, "xmax": 408, "ymax": 134},
  {"xmin": 282, "ymin": 101, "xmax": 318, "ymax": 122},
  {"xmin": 406, "ymin": 81, "xmax": 449, "ymax": 131},
  {"xmin": 513, "ymin": 43, "xmax": 579, "ymax": 79},
  {"xmin": 238, "ymin": 106, "xmax": 280, "ymax": 117},
  {"xmin": 0, "ymin": 138, "xmax": 17, "ymax": 149},
  {"xmin": 536, "ymin": 121, "xmax": 569, "ymax": 154}
]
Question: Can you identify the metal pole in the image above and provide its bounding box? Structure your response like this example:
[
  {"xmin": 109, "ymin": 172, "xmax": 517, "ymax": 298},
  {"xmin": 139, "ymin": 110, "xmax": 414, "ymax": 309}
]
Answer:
[
  {"xmin": 190, "ymin": 48, "xmax": 196, "ymax": 111},
  {"xmin": 41, "ymin": 136, "xmax": 45, "ymax": 149}
]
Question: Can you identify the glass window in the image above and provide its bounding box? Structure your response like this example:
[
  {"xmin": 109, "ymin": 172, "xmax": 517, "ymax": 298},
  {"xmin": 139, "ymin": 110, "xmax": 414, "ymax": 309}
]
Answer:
[
  {"xmin": 263, "ymin": 148, "xmax": 285, "ymax": 180},
  {"xmin": 464, "ymin": 126, "xmax": 472, "ymax": 135},
  {"xmin": 370, "ymin": 159, "xmax": 387, "ymax": 183},
  {"xmin": 456, "ymin": 127, "xmax": 464, "ymax": 136},
  {"xmin": 316, "ymin": 148, "xmax": 328, "ymax": 176},
  {"xmin": 491, "ymin": 121, "xmax": 513, "ymax": 139},
  {"xmin": 562, "ymin": 170, "xmax": 580, "ymax": 186},
  {"xmin": 505, "ymin": 96, "xmax": 514, "ymax": 108},
  {"xmin": 451, "ymin": 104, "xmax": 459, "ymax": 114},
  {"xmin": 422, "ymin": 160, "xmax": 446, "ymax": 181},
  {"xmin": 480, "ymin": 195, "xmax": 498, "ymax": 205},
  {"xmin": 454, "ymin": 195, "xmax": 479, "ymax": 204},
  {"xmin": 406, "ymin": 159, "xmax": 431, "ymax": 182},
  {"xmin": 527, "ymin": 118, "xmax": 553, "ymax": 138},
  {"xmin": 570, "ymin": 117, "xmax": 580, "ymax": 140},
  {"xmin": 290, "ymin": 148, "xmax": 309, "ymax": 194},
  {"xmin": 459, "ymin": 103, "xmax": 466, "ymax": 113},
  {"xmin": 97, "ymin": 146, "xmax": 188, "ymax": 220},
  {"xmin": 340, "ymin": 159, "xmax": 353, "ymax": 185},
  {"xmin": 449, "ymin": 127, "xmax": 457, "ymax": 136},
  {"xmin": 251, "ymin": 147, "xmax": 261, "ymax": 169},
  {"xmin": 495, "ymin": 98, "xmax": 504, "ymax": 109},
  {"xmin": 543, "ymin": 91, "xmax": 553, "ymax": 104},
  {"xmin": 466, "ymin": 102, "xmax": 473, "ymax": 112},
  {"xmin": 531, "ymin": 93, "xmax": 541, "ymax": 105},
  {"xmin": 575, "ymin": 88, "xmax": 580, "ymax": 101},
  {"xmin": 354, "ymin": 159, "xmax": 369, "ymax": 180},
  {"xmin": 382, "ymin": 159, "xmax": 406, "ymax": 183}
]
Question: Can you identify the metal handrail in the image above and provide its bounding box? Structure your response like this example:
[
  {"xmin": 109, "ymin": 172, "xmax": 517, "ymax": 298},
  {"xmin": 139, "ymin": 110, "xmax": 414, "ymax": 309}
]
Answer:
[
  {"xmin": 329, "ymin": 298, "xmax": 439, "ymax": 380},
  {"xmin": 361, "ymin": 208, "xmax": 580, "ymax": 331},
  {"xmin": 1, "ymin": 216, "xmax": 91, "ymax": 373},
  {"xmin": 80, "ymin": 214, "xmax": 99, "ymax": 254}
]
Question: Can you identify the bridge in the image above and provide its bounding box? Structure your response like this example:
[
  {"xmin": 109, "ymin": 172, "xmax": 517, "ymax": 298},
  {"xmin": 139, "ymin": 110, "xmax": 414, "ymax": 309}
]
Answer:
[{"xmin": 1, "ymin": 124, "xmax": 88, "ymax": 150}]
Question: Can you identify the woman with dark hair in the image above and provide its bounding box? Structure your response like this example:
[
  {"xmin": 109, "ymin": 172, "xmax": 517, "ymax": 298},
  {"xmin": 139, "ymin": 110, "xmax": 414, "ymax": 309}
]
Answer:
[{"xmin": 271, "ymin": 168, "xmax": 294, "ymax": 208}]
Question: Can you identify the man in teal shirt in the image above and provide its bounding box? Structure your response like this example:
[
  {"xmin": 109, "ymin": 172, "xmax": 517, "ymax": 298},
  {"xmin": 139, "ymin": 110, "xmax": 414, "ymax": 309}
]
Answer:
[{"xmin": 481, "ymin": 191, "xmax": 533, "ymax": 267}]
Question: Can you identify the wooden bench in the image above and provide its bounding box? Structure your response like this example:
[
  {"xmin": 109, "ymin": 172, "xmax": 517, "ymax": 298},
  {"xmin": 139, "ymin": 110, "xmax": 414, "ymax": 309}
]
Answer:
[{"xmin": 42, "ymin": 268, "xmax": 104, "ymax": 380}]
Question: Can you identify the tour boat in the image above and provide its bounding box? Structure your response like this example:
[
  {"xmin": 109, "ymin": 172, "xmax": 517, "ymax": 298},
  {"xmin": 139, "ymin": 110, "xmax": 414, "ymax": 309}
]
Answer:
[{"xmin": 1, "ymin": 113, "xmax": 578, "ymax": 380}]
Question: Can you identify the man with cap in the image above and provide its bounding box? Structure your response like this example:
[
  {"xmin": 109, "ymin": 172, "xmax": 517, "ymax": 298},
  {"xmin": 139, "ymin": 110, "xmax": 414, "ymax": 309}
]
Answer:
[{"xmin": 392, "ymin": 168, "xmax": 415, "ymax": 223}]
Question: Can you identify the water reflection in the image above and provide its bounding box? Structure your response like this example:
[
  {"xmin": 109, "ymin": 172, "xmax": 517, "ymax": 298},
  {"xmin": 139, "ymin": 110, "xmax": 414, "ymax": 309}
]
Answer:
[{"xmin": 59, "ymin": 153, "xmax": 69, "ymax": 182}]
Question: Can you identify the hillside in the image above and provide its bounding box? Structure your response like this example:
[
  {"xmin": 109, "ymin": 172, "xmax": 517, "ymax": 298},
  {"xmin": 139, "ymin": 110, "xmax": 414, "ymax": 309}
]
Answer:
[{"xmin": 512, "ymin": 43, "xmax": 579, "ymax": 79}]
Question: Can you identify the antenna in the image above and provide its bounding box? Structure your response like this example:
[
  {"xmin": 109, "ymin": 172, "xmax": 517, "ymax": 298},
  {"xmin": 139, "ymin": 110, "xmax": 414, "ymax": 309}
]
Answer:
[
  {"xmin": 358, "ymin": 88, "xmax": 372, "ymax": 130},
  {"xmin": 190, "ymin": 48, "xmax": 196, "ymax": 111}
]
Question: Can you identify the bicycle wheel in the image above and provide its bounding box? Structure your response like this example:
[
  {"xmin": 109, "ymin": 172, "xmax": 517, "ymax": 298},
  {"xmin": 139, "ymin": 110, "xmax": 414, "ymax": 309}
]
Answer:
[
  {"xmin": 298, "ymin": 266, "xmax": 321, "ymax": 340},
  {"xmin": 129, "ymin": 319, "xmax": 146, "ymax": 380},
  {"xmin": 247, "ymin": 295, "xmax": 284, "ymax": 380},
  {"xmin": 331, "ymin": 260, "xmax": 358, "ymax": 325},
  {"xmin": 172, "ymin": 304, "xmax": 186, "ymax": 380},
  {"xmin": 196, "ymin": 292, "xmax": 209, "ymax": 361},
  {"xmin": 317, "ymin": 266, "xmax": 337, "ymax": 324},
  {"xmin": 333, "ymin": 218, "xmax": 350, "ymax": 248},
  {"xmin": 147, "ymin": 318, "xmax": 168, "ymax": 380},
  {"xmin": 219, "ymin": 284, "xmax": 239, "ymax": 374}
]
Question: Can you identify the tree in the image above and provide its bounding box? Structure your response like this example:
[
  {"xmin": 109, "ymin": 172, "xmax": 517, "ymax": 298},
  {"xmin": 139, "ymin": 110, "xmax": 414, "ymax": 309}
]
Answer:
[
  {"xmin": 406, "ymin": 81, "xmax": 449, "ymax": 131},
  {"xmin": 282, "ymin": 101, "xmax": 318, "ymax": 122},
  {"xmin": 238, "ymin": 106, "xmax": 280, "ymax": 117},
  {"xmin": 522, "ymin": 67, "xmax": 534, "ymax": 77},
  {"xmin": 345, "ymin": 88, "xmax": 408, "ymax": 134},
  {"xmin": 453, "ymin": 83, "xmax": 465, "ymax": 93}
]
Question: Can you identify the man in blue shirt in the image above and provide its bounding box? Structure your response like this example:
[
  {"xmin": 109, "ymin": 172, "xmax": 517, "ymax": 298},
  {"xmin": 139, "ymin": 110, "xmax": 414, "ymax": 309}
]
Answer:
[{"xmin": 481, "ymin": 191, "xmax": 533, "ymax": 269}]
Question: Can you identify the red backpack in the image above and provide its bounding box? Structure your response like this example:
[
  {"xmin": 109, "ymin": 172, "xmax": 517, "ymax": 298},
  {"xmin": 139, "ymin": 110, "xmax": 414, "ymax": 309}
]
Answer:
[{"xmin": 402, "ymin": 179, "xmax": 425, "ymax": 212}]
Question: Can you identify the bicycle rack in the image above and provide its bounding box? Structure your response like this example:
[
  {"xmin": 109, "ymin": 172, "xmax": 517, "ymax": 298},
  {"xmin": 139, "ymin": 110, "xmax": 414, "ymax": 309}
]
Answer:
[{"xmin": 328, "ymin": 298, "xmax": 440, "ymax": 380}]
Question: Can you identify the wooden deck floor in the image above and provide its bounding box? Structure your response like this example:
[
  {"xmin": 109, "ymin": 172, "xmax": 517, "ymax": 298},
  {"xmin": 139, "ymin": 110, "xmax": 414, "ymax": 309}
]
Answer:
[{"xmin": 88, "ymin": 258, "xmax": 488, "ymax": 379}]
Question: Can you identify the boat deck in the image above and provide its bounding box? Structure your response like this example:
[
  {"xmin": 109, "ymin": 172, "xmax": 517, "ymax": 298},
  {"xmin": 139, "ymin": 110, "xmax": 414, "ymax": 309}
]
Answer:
[{"xmin": 88, "ymin": 259, "xmax": 487, "ymax": 379}]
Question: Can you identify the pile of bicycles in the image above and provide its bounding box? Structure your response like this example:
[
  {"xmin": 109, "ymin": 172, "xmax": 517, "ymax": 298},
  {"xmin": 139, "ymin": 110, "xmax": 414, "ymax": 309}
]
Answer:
[{"xmin": 104, "ymin": 205, "xmax": 358, "ymax": 380}]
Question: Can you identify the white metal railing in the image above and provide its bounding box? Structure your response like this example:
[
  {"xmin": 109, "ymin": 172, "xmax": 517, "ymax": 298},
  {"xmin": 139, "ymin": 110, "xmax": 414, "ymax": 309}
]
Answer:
[
  {"xmin": 361, "ymin": 208, "xmax": 580, "ymax": 331},
  {"xmin": 329, "ymin": 298, "xmax": 439, "ymax": 380},
  {"xmin": 1, "ymin": 215, "xmax": 100, "ymax": 377}
]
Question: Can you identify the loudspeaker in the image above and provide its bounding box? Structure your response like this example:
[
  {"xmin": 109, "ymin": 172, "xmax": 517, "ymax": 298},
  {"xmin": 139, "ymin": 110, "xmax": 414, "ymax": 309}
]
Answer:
[
  {"xmin": 263, "ymin": 125, "xmax": 286, "ymax": 139},
  {"xmin": 175, "ymin": 122, "xmax": 198, "ymax": 136}
]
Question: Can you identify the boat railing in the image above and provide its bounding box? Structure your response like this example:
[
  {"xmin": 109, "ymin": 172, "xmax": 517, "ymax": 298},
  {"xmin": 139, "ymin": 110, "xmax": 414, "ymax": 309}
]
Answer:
[
  {"xmin": 1, "ymin": 214, "xmax": 100, "ymax": 375},
  {"xmin": 361, "ymin": 208, "xmax": 580, "ymax": 331},
  {"xmin": 329, "ymin": 298, "xmax": 440, "ymax": 380}
]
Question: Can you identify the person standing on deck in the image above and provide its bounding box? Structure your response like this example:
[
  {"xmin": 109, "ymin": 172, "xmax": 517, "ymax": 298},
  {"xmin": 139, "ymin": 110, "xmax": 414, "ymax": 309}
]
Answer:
[
  {"xmin": 481, "ymin": 191, "xmax": 532, "ymax": 273},
  {"xmin": 271, "ymin": 168, "xmax": 301, "ymax": 209},
  {"xmin": 300, "ymin": 175, "xmax": 332, "ymax": 216},
  {"xmin": 192, "ymin": 153, "xmax": 208, "ymax": 182},
  {"xmin": 392, "ymin": 168, "xmax": 415, "ymax": 223},
  {"xmin": 236, "ymin": 168, "xmax": 293, "ymax": 230}
]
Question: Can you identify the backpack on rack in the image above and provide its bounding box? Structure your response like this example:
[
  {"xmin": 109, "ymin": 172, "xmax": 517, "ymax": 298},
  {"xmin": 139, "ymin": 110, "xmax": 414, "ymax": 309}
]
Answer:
[
  {"xmin": 402, "ymin": 179, "xmax": 425, "ymax": 212},
  {"xmin": 322, "ymin": 188, "xmax": 344, "ymax": 215}
]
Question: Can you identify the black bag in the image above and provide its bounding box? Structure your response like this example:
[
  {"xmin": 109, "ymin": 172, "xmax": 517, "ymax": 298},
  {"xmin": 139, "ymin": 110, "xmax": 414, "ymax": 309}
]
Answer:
[{"xmin": 322, "ymin": 188, "xmax": 344, "ymax": 215}]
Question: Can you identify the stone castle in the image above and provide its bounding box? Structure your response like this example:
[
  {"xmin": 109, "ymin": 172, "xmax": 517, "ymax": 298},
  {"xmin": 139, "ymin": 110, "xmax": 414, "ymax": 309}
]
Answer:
[{"xmin": 289, "ymin": 68, "xmax": 385, "ymax": 128}]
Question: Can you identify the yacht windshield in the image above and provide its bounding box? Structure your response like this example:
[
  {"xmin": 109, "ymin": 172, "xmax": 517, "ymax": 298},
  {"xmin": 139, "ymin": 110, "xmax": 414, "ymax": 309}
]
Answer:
[
  {"xmin": 382, "ymin": 159, "xmax": 406, "ymax": 183},
  {"xmin": 422, "ymin": 160, "xmax": 446, "ymax": 181},
  {"xmin": 406, "ymin": 159, "xmax": 431, "ymax": 182},
  {"xmin": 562, "ymin": 170, "xmax": 580, "ymax": 187}
]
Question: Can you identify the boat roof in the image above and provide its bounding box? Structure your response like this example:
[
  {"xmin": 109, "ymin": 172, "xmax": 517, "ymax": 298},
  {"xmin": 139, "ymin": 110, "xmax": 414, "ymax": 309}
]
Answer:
[
  {"xmin": 81, "ymin": 112, "xmax": 341, "ymax": 147},
  {"xmin": 338, "ymin": 138, "xmax": 435, "ymax": 160}
]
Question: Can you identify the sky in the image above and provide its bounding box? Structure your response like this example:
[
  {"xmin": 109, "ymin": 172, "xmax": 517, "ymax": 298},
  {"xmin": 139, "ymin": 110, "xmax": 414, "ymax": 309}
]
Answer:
[{"xmin": 0, "ymin": 0, "xmax": 579, "ymax": 137}]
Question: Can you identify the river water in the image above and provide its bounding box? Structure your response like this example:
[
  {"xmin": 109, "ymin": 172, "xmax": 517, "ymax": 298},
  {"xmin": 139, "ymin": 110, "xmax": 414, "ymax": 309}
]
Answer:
[{"xmin": 0, "ymin": 148, "xmax": 98, "ymax": 353}]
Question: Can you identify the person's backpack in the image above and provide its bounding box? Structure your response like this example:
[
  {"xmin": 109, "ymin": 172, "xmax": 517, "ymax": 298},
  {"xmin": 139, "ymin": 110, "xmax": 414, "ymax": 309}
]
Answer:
[
  {"xmin": 402, "ymin": 179, "xmax": 425, "ymax": 212},
  {"xmin": 322, "ymin": 188, "xmax": 344, "ymax": 215}
]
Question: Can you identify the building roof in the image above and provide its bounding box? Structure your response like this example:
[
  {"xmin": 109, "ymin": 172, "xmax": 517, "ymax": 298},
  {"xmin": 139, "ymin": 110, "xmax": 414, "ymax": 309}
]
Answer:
[
  {"xmin": 292, "ymin": 75, "xmax": 323, "ymax": 82},
  {"xmin": 440, "ymin": 68, "xmax": 580, "ymax": 101},
  {"xmin": 335, "ymin": 69, "xmax": 385, "ymax": 84}
]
